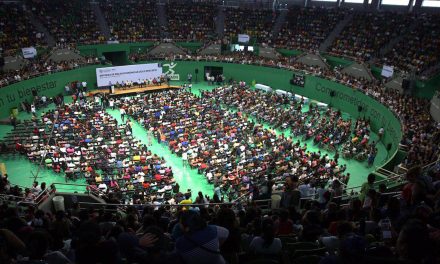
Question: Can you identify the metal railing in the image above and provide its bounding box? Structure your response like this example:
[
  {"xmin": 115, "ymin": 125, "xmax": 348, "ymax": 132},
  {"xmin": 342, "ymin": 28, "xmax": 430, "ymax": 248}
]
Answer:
[{"xmin": 51, "ymin": 182, "xmax": 107, "ymax": 197}]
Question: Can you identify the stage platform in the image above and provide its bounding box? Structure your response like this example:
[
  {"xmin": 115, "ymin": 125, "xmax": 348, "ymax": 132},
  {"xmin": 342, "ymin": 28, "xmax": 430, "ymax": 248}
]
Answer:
[{"xmin": 88, "ymin": 84, "xmax": 181, "ymax": 97}]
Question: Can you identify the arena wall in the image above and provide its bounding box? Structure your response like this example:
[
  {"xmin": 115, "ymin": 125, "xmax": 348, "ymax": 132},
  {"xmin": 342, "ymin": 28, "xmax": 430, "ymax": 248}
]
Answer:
[{"xmin": 0, "ymin": 61, "xmax": 403, "ymax": 170}]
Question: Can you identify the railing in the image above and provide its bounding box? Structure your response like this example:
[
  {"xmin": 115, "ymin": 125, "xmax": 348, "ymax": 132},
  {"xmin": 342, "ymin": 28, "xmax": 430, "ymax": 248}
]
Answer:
[
  {"xmin": 77, "ymin": 201, "xmax": 238, "ymax": 214},
  {"xmin": 51, "ymin": 182, "xmax": 107, "ymax": 197}
]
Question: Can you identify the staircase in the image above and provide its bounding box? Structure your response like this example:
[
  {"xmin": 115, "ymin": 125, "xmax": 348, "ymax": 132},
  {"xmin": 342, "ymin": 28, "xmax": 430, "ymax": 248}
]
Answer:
[
  {"xmin": 216, "ymin": 6, "xmax": 225, "ymax": 38},
  {"xmin": 271, "ymin": 9, "xmax": 287, "ymax": 40},
  {"xmin": 319, "ymin": 13, "xmax": 354, "ymax": 53},
  {"xmin": 157, "ymin": 1, "xmax": 168, "ymax": 38},
  {"xmin": 91, "ymin": 1, "xmax": 111, "ymax": 40},
  {"xmin": 24, "ymin": 6, "xmax": 56, "ymax": 46}
]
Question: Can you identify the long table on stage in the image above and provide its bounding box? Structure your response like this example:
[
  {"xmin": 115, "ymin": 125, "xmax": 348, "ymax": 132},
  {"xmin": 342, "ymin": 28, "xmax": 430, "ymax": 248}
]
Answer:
[{"xmin": 88, "ymin": 84, "xmax": 181, "ymax": 97}]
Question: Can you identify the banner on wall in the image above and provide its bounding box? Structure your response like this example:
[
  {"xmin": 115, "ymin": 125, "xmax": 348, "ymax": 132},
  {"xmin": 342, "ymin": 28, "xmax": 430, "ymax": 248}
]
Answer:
[
  {"xmin": 381, "ymin": 65, "xmax": 394, "ymax": 78},
  {"xmin": 22, "ymin": 47, "xmax": 37, "ymax": 59},
  {"xmin": 238, "ymin": 34, "xmax": 250, "ymax": 43},
  {"xmin": 96, "ymin": 63, "xmax": 162, "ymax": 87}
]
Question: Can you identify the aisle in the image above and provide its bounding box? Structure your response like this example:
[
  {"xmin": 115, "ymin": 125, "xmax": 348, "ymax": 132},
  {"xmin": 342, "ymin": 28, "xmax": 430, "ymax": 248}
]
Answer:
[{"xmin": 105, "ymin": 109, "xmax": 214, "ymax": 198}]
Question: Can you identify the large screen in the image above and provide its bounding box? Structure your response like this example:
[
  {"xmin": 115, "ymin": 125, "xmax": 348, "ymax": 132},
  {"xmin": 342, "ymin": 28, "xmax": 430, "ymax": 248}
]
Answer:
[{"xmin": 96, "ymin": 63, "xmax": 162, "ymax": 87}]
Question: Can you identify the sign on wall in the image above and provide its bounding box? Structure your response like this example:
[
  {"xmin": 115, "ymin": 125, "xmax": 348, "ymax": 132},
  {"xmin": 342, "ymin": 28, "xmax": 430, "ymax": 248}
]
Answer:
[
  {"xmin": 22, "ymin": 47, "xmax": 37, "ymax": 59},
  {"xmin": 381, "ymin": 65, "xmax": 394, "ymax": 78},
  {"xmin": 96, "ymin": 63, "xmax": 162, "ymax": 87},
  {"xmin": 238, "ymin": 34, "xmax": 250, "ymax": 43},
  {"xmin": 162, "ymin": 62, "xmax": 180, "ymax": 81}
]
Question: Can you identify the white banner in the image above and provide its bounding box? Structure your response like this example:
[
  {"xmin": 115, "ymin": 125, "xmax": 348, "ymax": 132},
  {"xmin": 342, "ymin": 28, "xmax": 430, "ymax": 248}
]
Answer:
[
  {"xmin": 238, "ymin": 34, "xmax": 250, "ymax": 43},
  {"xmin": 22, "ymin": 47, "xmax": 37, "ymax": 59},
  {"xmin": 96, "ymin": 63, "xmax": 163, "ymax": 87},
  {"xmin": 381, "ymin": 65, "xmax": 394, "ymax": 78}
]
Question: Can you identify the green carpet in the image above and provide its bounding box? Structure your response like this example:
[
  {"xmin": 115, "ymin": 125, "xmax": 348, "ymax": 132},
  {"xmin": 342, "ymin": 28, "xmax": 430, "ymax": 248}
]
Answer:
[{"xmin": 0, "ymin": 81, "xmax": 386, "ymax": 196}]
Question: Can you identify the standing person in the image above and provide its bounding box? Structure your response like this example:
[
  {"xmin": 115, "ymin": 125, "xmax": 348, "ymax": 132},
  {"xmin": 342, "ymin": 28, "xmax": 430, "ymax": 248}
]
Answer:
[
  {"xmin": 359, "ymin": 173, "xmax": 376, "ymax": 202},
  {"xmin": 65, "ymin": 83, "xmax": 70, "ymax": 95},
  {"xmin": 82, "ymin": 80, "xmax": 87, "ymax": 91},
  {"xmin": 280, "ymin": 175, "xmax": 300, "ymax": 209},
  {"xmin": 9, "ymin": 114, "xmax": 17, "ymax": 129},
  {"xmin": 182, "ymin": 151, "xmax": 188, "ymax": 168},
  {"xmin": 41, "ymin": 95, "xmax": 47, "ymax": 106},
  {"xmin": 147, "ymin": 129, "xmax": 153, "ymax": 146},
  {"xmin": 367, "ymin": 150, "xmax": 376, "ymax": 167},
  {"xmin": 187, "ymin": 73, "xmax": 192, "ymax": 83},
  {"xmin": 378, "ymin": 127, "xmax": 384, "ymax": 141},
  {"xmin": 120, "ymin": 107, "xmax": 126, "ymax": 122},
  {"xmin": 109, "ymin": 98, "xmax": 115, "ymax": 110}
]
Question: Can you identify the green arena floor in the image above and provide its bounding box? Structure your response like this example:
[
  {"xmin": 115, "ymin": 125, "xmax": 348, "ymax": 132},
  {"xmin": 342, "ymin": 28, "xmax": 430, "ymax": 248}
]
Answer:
[{"xmin": 0, "ymin": 81, "xmax": 387, "ymax": 197}]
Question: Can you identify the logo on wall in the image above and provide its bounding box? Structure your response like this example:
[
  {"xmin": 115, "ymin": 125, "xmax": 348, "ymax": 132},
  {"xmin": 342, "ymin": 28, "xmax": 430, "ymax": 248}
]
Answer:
[{"xmin": 163, "ymin": 62, "xmax": 180, "ymax": 81}]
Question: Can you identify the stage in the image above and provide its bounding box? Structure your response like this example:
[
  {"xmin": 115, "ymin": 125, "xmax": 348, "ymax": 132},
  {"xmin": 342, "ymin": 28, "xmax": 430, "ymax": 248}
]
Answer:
[{"xmin": 88, "ymin": 84, "xmax": 181, "ymax": 97}]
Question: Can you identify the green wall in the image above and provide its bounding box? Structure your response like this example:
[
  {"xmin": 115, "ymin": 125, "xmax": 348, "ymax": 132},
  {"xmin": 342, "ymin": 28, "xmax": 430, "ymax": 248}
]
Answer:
[
  {"xmin": 322, "ymin": 54, "xmax": 354, "ymax": 68},
  {"xmin": 276, "ymin": 49, "xmax": 303, "ymax": 57},
  {"xmin": 0, "ymin": 65, "xmax": 101, "ymax": 118},
  {"xmin": 78, "ymin": 42, "xmax": 155, "ymax": 58},
  {"xmin": 0, "ymin": 61, "xmax": 403, "ymax": 172}
]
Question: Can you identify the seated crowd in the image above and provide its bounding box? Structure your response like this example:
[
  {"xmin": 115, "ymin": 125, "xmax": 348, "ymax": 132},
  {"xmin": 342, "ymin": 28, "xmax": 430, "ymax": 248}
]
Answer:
[
  {"xmin": 275, "ymin": 7, "xmax": 346, "ymax": 52},
  {"xmin": 330, "ymin": 12, "xmax": 413, "ymax": 61},
  {"xmin": 0, "ymin": 2, "xmax": 45, "ymax": 54},
  {"xmin": 0, "ymin": 48, "xmax": 99, "ymax": 88},
  {"xmin": 381, "ymin": 13, "xmax": 440, "ymax": 75},
  {"xmin": 210, "ymin": 85, "xmax": 376, "ymax": 164},
  {"xmin": 166, "ymin": 1, "xmax": 216, "ymax": 41},
  {"xmin": 0, "ymin": 162, "xmax": 439, "ymax": 264},
  {"xmin": 99, "ymin": 0, "xmax": 161, "ymax": 42},
  {"xmin": 28, "ymin": 0, "xmax": 103, "ymax": 44},
  {"xmin": 114, "ymin": 88, "xmax": 352, "ymax": 201},
  {"xmin": 224, "ymin": 8, "xmax": 277, "ymax": 44},
  {"xmin": 146, "ymin": 52, "xmax": 439, "ymax": 169},
  {"xmin": 3, "ymin": 92, "xmax": 176, "ymax": 203}
]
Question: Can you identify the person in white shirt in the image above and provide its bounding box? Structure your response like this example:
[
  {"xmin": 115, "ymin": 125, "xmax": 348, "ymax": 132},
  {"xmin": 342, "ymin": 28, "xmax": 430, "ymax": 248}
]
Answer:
[
  {"xmin": 182, "ymin": 151, "xmax": 188, "ymax": 167},
  {"xmin": 31, "ymin": 181, "xmax": 42, "ymax": 195},
  {"xmin": 98, "ymin": 182, "xmax": 108, "ymax": 192},
  {"xmin": 41, "ymin": 96, "xmax": 47, "ymax": 106},
  {"xmin": 109, "ymin": 99, "xmax": 115, "ymax": 110},
  {"xmin": 206, "ymin": 171, "xmax": 213, "ymax": 181},
  {"xmin": 120, "ymin": 108, "xmax": 126, "ymax": 122}
]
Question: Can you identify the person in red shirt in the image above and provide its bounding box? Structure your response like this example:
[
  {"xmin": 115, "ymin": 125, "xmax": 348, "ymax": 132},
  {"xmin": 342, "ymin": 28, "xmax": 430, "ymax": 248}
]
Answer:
[
  {"xmin": 154, "ymin": 174, "xmax": 162, "ymax": 182},
  {"xmin": 275, "ymin": 210, "xmax": 294, "ymax": 235}
]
